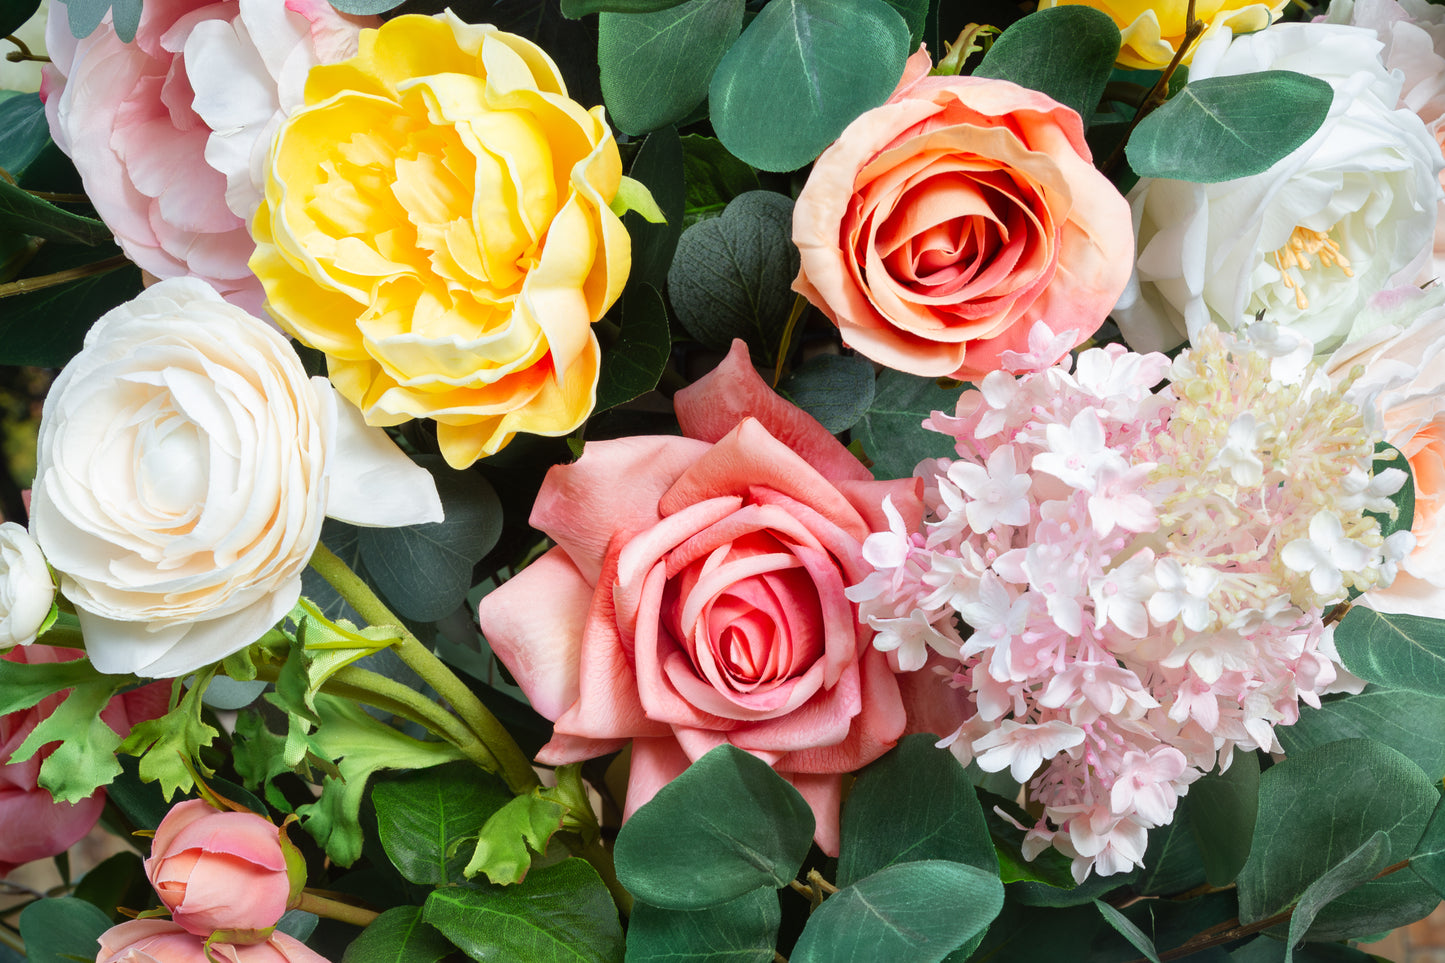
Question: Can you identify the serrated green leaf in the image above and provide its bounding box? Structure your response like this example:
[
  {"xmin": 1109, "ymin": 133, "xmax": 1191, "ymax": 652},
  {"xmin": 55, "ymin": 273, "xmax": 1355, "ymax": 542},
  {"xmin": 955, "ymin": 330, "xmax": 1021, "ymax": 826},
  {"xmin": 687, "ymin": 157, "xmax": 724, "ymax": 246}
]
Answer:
[
  {"xmin": 852, "ymin": 369, "xmax": 966, "ymax": 480},
  {"xmin": 667, "ymin": 190, "xmax": 796, "ymax": 362},
  {"xmin": 1332, "ymin": 606, "xmax": 1445, "ymax": 695},
  {"xmin": 1188, "ymin": 752, "xmax": 1260, "ymax": 888},
  {"xmin": 780, "ymin": 353, "xmax": 877, "ymax": 434},
  {"xmin": 0, "ymin": 93, "xmax": 50, "ymax": 179},
  {"xmin": 1095, "ymin": 899, "xmax": 1162, "ymax": 963},
  {"xmin": 708, "ymin": 0, "xmax": 909, "ymax": 172},
  {"xmin": 1278, "ymin": 687, "xmax": 1445, "ymax": 781},
  {"xmin": 0, "ymin": 655, "xmax": 121, "ymax": 715},
  {"xmin": 626, "ymin": 889, "xmax": 781, "ymax": 963},
  {"xmin": 18, "ymin": 898, "xmax": 113, "ymax": 963},
  {"xmin": 357, "ymin": 458, "xmax": 502, "ymax": 622},
  {"xmin": 791, "ymin": 860, "xmax": 1004, "ymax": 963},
  {"xmin": 17, "ymin": 679, "xmax": 128, "ymax": 804},
  {"xmin": 118, "ymin": 675, "xmax": 219, "ymax": 801},
  {"xmin": 596, "ymin": 283, "xmax": 671, "ymax": 412},
  {"xmin": 679, "ymin": 133, "xmax": 759, "ymax": 227},
  {"xmin": 1127, "ymin": 71, "xmax": 1334, "ymax": 183},
  {"xmin": 1236, "ymin": 739, "xmax": 1437, "ymax": 942},
  {"xmin": 614, "ymin": 744, "xmax": 815, "ymax": 910},
  {"xmin": 342, "ymin": 905, "xmax": 455, "ymax": 963},
  {"xmin": 372, "ymin": 762, "xmax": 512, "ymax": 885},
  {"xmin": 599, "ymin": 0, "xmax": 744, "ymax": 135},
  {"xmin": 423, "ymin": 859, "xmax": 624, "ymax": 963},
  {"xmin": 974, "ymin": 6, "xmax": 1120, "ymax": 123},
  {"xmin": 463, "ymin": 792, "xmax": 568, "ymax": 885}
]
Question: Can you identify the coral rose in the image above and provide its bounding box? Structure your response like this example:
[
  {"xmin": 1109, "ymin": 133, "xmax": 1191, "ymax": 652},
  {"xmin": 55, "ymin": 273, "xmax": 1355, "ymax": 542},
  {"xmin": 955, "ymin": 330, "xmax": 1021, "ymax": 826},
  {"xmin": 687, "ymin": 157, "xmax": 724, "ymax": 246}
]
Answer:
[
  {"xmin": 28, "ymin": 278, "xmax": 442, "ymax": 678},
  {"xmin": 97, "ymin": 920, "xmax": 329, "ymax": 963},
  {"xmin": 146, "ymin": 800, "xmax": 300, "ymax": 939},
  {"xmin": 477, "ymin": 341, "xmax": 925, "ymax": 854},
  {"xmin": 1038, "ymin": 0, "xmax": 1287, "ymax": 70},
  {"xmin": 250, "ymin": 12, "xmax": 631, "ymax": 468},
  {"xmin": 0, "ymin": 645, "xmax": 167, "ymax": 875},
  {"xmin": 791, "ymin": 48, "xmax": 1134, "ymax": 381}
]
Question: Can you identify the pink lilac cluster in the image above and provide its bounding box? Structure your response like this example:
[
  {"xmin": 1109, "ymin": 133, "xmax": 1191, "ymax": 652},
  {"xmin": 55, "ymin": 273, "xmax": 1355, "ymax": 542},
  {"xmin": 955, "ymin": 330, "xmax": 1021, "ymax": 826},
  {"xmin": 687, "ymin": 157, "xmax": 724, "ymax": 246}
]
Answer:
[{"xmin": 848, "ymin": 323, "xmax": 1414, "ymax": 881}]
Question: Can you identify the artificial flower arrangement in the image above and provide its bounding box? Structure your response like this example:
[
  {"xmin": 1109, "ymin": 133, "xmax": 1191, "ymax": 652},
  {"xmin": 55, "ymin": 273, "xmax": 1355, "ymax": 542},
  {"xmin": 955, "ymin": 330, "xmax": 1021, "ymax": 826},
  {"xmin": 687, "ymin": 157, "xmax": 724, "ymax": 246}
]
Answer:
[{"xmin": 2, "ymin": 0, "xmax": 1445, "ymax": 958}]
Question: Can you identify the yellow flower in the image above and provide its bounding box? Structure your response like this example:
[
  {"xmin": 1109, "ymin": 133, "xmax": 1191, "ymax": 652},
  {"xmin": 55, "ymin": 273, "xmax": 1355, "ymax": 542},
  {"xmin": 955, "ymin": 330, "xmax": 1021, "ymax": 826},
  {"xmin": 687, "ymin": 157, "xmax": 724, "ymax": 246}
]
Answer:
[
  {"xmin": 250, "ymin": 12, "xmax": 629, "ymax": 467},
  {"xmin": 1038, "ymin": 0, "xmax": 1287, "ymax": 70}
]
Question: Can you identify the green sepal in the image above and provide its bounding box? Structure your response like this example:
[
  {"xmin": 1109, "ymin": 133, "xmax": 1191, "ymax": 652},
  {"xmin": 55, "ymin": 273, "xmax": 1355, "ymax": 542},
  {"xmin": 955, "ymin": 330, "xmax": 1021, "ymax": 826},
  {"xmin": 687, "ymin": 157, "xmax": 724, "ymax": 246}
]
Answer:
[{"xmin": 609, "ymin": 174, "xmax": 667, "ymax": 224}]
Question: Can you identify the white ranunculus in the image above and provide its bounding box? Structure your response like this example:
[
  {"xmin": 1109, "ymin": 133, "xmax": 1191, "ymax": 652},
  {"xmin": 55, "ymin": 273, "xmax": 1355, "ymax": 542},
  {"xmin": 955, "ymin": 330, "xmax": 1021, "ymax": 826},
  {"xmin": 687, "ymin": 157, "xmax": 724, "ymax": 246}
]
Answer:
[
  {"xmin": 0, "ymin": 523, "xmax": 55, "ymax": 648},
  {"xmin": 1115, "ymin": 23, "xmax": 1444, "ymax": 355},
  {"xmin": 184, "ymin": 0, "xmax": 371, "ymax": 223},
  {"xmin": 28, "ymin": 277, "xmax": 443, "ymax": 678}
]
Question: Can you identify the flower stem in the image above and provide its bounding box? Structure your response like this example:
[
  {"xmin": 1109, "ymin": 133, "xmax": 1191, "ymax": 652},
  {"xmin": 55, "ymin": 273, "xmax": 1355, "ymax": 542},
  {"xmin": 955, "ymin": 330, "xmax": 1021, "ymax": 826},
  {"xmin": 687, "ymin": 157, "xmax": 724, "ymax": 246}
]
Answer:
[
  {"xmin": 306, "ymin": 542, "xmax": 539, "ymax": 793},
  {"xmin": 0, "ymin": 255, "xmax": 129, "ymax": 299},
  {"xmin": 293, "ymin": 890, "xmax": 379, "ymax": 928}
]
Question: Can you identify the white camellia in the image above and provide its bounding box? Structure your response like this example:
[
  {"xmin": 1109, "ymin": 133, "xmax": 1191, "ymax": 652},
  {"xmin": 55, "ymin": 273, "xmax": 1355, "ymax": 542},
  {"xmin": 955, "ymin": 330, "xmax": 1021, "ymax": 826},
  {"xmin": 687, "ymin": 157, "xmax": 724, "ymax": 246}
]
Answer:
[
  {"xmin": 1115, "ymin": 22, "xmax": 1444, "ymax": 354},
  {"xmin": 0, "ymin": 523, "xmax": 55, "ymax": 648},
  {"xmin": 28, "ymin": 278, "xmax": 443, "ymax": 678}
]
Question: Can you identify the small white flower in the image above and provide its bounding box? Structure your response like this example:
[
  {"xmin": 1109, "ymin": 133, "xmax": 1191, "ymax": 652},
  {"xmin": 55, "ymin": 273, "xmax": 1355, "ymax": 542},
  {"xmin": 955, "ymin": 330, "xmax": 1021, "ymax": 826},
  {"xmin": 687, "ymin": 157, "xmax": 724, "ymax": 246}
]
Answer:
[
  {"xmin": 1213, "ymin": 413, "xmax": 1266, "ymax": 487},
  {"xmin": 972, "ymin": 719, "xmax": 1086, "ymax": 784},
  {"xmin": 946, "ymin": 445, "xmax": 1032, "ymax": 534},
  {"xmin": 0, "ymin": 523, "xmax": 55, "ymax": 648},
  {"xmin": 1281, "ymin": 510, "xmax": 1374, "ymax": 597},
  {"xmin": 1149, "ymin": 559, "xmax": 1220, "ymax": 632}
]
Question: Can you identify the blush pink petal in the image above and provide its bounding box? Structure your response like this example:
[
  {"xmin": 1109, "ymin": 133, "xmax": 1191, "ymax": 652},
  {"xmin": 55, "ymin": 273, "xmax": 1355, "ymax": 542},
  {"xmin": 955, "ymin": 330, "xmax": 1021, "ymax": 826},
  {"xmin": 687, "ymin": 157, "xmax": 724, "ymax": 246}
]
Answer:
[
  {"xmin": 622, "ymin": 736, "xmax": 694, "ymax": 822},
  {"xmin": 784, "ymin": 772, "xmax": 843, "ymax": 857}
]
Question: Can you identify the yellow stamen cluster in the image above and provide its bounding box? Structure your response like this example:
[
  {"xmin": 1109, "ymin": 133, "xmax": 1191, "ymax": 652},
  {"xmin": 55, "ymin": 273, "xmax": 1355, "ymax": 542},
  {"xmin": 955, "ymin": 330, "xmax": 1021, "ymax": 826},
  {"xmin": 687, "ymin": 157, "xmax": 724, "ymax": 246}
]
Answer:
[{"xmin": 1271, "ymin": 225, "xmax": 1354, "ymax": 311}]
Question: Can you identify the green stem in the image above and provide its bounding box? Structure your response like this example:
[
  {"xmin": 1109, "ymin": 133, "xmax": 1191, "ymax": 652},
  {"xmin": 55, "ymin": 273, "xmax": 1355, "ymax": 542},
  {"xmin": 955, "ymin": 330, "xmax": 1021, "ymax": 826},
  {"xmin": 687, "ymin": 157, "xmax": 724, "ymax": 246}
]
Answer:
[
  {"xmin": 35, "ymin": 621, "xmax": 85, "ymax": 649},
  {"xmin": 293, "ymin": 890, "xmax": 379, "ymax": 928},
  {"xmin": 307, "ymin": 543, "xmax": 539, "ymax": 793},
  {"xmin": 579, "ymin": 836, "xmax": 633, "ymax": 918}
]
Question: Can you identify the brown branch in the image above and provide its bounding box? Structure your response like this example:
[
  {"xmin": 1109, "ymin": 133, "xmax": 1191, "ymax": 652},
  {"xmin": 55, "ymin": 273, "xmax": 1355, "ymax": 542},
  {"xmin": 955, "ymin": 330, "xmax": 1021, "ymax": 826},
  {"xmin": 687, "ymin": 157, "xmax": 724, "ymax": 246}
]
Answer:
[{"xmin": 1101, "ymin": 0, "xmax": 1204, "ymax": 178}]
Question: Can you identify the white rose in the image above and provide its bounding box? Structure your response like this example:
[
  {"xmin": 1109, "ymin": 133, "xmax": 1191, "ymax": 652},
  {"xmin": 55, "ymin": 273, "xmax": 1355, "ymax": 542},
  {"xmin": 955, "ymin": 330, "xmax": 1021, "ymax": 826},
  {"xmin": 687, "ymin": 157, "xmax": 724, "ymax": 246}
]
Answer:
[
  {"xmin": 1115, "ymin": 22, "xmax": 1444, "ymax": 354},
  {"xmin": 28, "ymin": 277, "xmax": 443, "ymax": 678},
  {"xmin": 0, "ymin": 523, "xmax": 55, "ymax": 648}
]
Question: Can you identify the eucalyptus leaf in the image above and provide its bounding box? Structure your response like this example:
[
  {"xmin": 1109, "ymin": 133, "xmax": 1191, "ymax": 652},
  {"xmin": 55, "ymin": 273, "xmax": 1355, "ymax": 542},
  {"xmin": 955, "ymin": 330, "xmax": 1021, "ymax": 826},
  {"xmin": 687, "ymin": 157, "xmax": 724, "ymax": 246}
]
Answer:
[
  {"xmin": 599, "ymin": 0, "xmax": 743, "ymax": 134},
  {"xmin": 71, "ymin": 852, "xmax": 149, "ymax": 923},
  {"xmin": 325, "ymin": 0, "xmax": 407, "ymax": 14},
  {"xmin": 1367, "ymin": 442, "xmax": 1414, "ymax": 542},
  {"xmin": 1332, "ymin": 605, "xmax": 1445, "ymax": 695},
  {"xmin": 626, "ymin": 889, "xmax": 781, "ymax": 963},
  {"xmin": 679, "ymin": 133, "xmax": 759, "ymax": 226},
  {"xmin": 0, "ymin": 0, "xmax": 39, "ymax": 39},
  {"xmin": 18, "ymin": 898, "xmax": 113, "ymax": 963},
  {"xmin": 852, "ymin": 369, "xmax": 966, "ymax": 480},
  {"xmin": 342, "ymin": 905, "xmax": 455, "ymax": 963},
  {"xmin": 1127, "ymin": 71, "xmax": 1334, "ymax": 183},
  {"xmin": 0, "ymin": 178, "xmax": 112, "ymax": 245},
  {"xmin": 974, "ymin": 6, "xmax": 1120, "ymax": 123},
  {"xmin": 0, "ymin": 242, "xmax": 142, "ymax": 367},
  {"xmin": 0, "ymin": 94, "xmax": 50, "ymax": 179},
  {"xmin": 625, "ymin": 127, "xmax": 686, "ymax": 291},
  {"xmin": 1284, "ymin": 832, "xmax": 1391, "ymax": 963},
  {"xmin": 1094, "ymin": 900, "xmax": 1161, "ymax": 963},
  {"xmin": 423, "ymin": 859, "xmax": 624, "ymax": 963},
  {"xmin": 596, "ymin": 283, "xmax": 671, "ymax": 411},
  {"xmin": 780, "ymin": 353, "xmax": 878, "ymax": 434},
  {"xmin": 64, "ymin": 0, "xmax": 139, "ymax": 39},
  {"xmin": 708, "ymin": 0, "xmax": 909, "ymax": 172},
  {"xmin": 614, "ymin": 744, "xmax": 815, "ymax": 910},
  {"xmin": 371, "ymin": 763, "xmax": 512, "ymax": 885},
  {"xmin": 1407, "ymin": 792, "xmax": 1445, "ymax": 899},
  {"xmin": 790, "ymin": 860, "xmax": 1004, "ymax": 963},
  {"xmin": 1278, "ymin": 686, "xmax": 1445, "ymax": 781},
  {"xmin": 562, "ymin": 0, "xmax": 688, "ymax": 15},
  {"xmin": 667, "ymin": 190, "xmax": 798, "ymax": 362},
  {"xmin": 882, "ymin": 0, "xmax": 928, "ymax": 46},
  {"xmin": 1188, "ymin": 752, "xmax": 1260, "ymax": 887},
  {"xmin": 1138, "ymin": 801, "xmax": 1207, "ymax": 896}
]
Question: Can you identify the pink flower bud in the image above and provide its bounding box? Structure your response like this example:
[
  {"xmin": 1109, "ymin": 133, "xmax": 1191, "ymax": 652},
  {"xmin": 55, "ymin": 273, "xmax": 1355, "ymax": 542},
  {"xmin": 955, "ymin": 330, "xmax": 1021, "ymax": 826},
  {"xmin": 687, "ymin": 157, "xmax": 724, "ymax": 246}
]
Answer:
[{"xmin": 97, "ymin": 919, "xmax": 330, "ymax": 963}]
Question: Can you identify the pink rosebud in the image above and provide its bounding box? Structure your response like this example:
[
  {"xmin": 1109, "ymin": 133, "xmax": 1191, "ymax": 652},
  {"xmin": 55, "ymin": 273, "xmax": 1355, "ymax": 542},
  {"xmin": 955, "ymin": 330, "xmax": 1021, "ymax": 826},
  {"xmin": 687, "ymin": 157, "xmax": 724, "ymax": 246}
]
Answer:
[
  {"xmin": 144, "ymin": 800, "xmax": 302, "ymax": 939},
  {"xmin": 97, "ymin": 919, "xmax": 330, "ymax": 963}
]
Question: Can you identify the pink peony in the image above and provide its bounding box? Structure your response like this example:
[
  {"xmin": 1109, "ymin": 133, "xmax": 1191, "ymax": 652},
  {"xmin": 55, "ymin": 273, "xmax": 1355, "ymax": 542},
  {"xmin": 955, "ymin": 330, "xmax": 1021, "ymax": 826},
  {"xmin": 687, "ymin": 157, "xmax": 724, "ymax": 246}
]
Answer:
[
  {"xmin": 0, "ymin": 645, "xmax": 167, "ymax": 876},
  {"xmin": 477, "ymin": 341, "xmax": 927, "ymax": 854},
  {"xmin": 41, "ymin": 0, "xmax": 370, "ymax": 316},
  {"xmin": 96, "ymin": 920, "xmax": 329, "ymax": 963},
  {"xmin": 791, "ymin": 48, "xmax": 1135, "ymax": 381},
  {"xmin": 145, "ymin": 799, "xmax": 297, "ymax": 939}
]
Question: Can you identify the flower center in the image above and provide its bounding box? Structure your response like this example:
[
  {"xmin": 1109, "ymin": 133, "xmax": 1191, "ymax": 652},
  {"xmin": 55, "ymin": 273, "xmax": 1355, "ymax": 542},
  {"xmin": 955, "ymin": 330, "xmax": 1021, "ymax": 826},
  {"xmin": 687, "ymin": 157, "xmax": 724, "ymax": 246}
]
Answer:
[{"xmin": 1271, "ymin": 226, "xmax": 1353, "ymax": 310}]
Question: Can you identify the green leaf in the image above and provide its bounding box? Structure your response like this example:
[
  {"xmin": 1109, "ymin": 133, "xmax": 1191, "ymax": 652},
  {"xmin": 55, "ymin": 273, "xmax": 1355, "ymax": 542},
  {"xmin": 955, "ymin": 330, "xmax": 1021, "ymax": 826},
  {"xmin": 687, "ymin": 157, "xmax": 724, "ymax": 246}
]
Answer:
[
  {"xmin": 0, "ymin": 94, "xmax": 50, "ymax": 179},
  {"xmin": 0, "ymin": 0, "xmax": 39, "ymax": 38},
  {"xmin": 325, "ymin": 0, "xmax": 407, "ymax": 14},
  {"xmin": 64, "ymin": 0, "xmax": 139, "ymax": 39},
  {"xmin": 372, "ymin": 762, "xmax": 513, "ymax": 885},
  {"xmin": 977, "ymin": 789, "xmax": 1076, "ymax": 889},
  {"xmin": 609, "ymin": 174, "xmax": 666, "ymax": 223},
  {"xmin": 18, "ymin": 897, "xmax": 114, "ymax": 963},
  {"xmin": 790, "ymin": 860, "xmax": 1004, "ymax": 963},
  {"xmin": 1406, "ymin": 792, "xmax": 1445, "ymax": 899},
  {"xmin": 667, "ymin": 190, "xmax": 798, "ymax": 362},
  {"xmin": 599, "ymin": 0, "xmax": 744, "ymax": 135},
  {"xmin": 463, "ymin": 792, "xmax": 568, "ymax": 885},
  {"xmin": 626, "ymin": 889, "xmax": 781, "ymax": 963},
  {"xmin": 852, "ymin": 368, "xmax": 966, "ymax": 480},
  {"xmin": 1278, "ymin": 687, "xmax": 1445, "ymax": 781},
  {"xmin": 119, "ymin": 676, "xmax": 219, "ymax": 801},
  {"xmin": 1236, "ymin": 739, "xmax": 1438, "ymax": 942},
  {"xmin": 18, "ymin": 679, "xmax": 128, "ymax": 804},
  {"xmin": 679, "ymin": 133, "xmax": 759, "ymax": 227},
  {"xmin": 882, "ymin": 0, "xmax": 928, "ymax": 46},
  {"xmin": 709, "ymin": 0, "xmax": 910, "ymax": 172},
  {"xmin": 839, "ymin": 734, "xmax": 997, "ymax": 887},
  {"xmin": 0, "ymin": 656, "xmax": 121, "ymax": 715},
  {"xmin": 0, "ymin": 242, "xmax": 143, "ymax": 367},
  {"xmin": 780, "ymin": 353, "xmax": 877, "ymax": 434},
  {"xmin": 1332, "ymin": 605, "xmax": 1445, "ymax": 695},
  {"xmin": 596, "ymin": 283, "xmax": 671, "ymax": 412},
  {"xmin": 343, "ymin": 905, "xmax": 456, "ymax": 963},
  {"xmin": 1188, "ymin": 752, "xmax": 1260, "ymax": 887},
  {"xmin": 106, "ymin": 755, "xmax": 174, "ymax": 832},
  {"xmin": 973, "ymin": 6, "xmax": 1121, "ymax": 123},
  {"xmin": 1284, "ymin": 832, "xmax": 1392, "ymax": 963},
  {"xmin": 562, "ymin": 0, "xmax": 688, "ymax": 16},
  {"xmin": 1094, "ymin": 900, "xmax": 1162, "ymax": 963},
  {"xmin": 0, "ymin": 179, "xmax": 110, "ymax": 246},
  {"xmin": 423, "ymin": 859, "xmax": 624, "ymax": 963},
  {"xmin": 625, "ymin": 127, "xmax": 686, "ymax": 291},
  {"xmin": 357, "ymin": 457, "xmax": 503, "ymax": 622},
  {"xmin": 1126, "ymin": 71, "xmax": 1334, "ymax": 183},
  {"xmin": 1138, "ymin": 801, "xmax": 1207, "ymax": 896},
  {"xmin": 71, "ymin": 852, "xmax": 149, "ymax": 923},
  {"xmin": 614, "ymin": 744, "xmax": 815, "ymax": 910},
  {"xmin": 1367, "ymin": 442, "xmax": 1415, "ymax": 542}
]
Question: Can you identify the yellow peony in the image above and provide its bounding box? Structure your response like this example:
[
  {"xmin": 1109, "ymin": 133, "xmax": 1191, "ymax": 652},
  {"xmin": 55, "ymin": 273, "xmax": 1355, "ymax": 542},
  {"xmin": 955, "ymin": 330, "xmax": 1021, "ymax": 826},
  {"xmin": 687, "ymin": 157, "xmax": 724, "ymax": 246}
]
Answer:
[
  {"xmin": 250, "ymin": 12, "xmax": 629, "ymax": 467},
  {"xmin": 1038, "ymin": 0, "xmax": 1288, "ymax": 70}
]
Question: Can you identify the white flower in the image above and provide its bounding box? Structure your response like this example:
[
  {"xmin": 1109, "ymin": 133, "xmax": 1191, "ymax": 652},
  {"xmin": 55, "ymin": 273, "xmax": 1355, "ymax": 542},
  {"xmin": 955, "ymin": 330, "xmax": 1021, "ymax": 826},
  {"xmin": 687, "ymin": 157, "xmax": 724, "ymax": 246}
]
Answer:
[
  {"xmin": 972, "ymin": 719, "xmax": 1086, "ymax": 784},
  {"xmin": 28, "ymin": 278, "xmax": 443, "ymax": 678},
  {"xmin": 946, "ymin": 445, "xmax": 1032, "ymax": 534},
  {"xmin": 1281, "ymin": 510, "xmax": 1374, "ymax": 597},
  {"xmin": 1116, "ymin": 22, "xmax": 1443, "ymax": 355},
  {"xmin": 0, "ymin": 523, "xmax": 55, "ymax": 648}
]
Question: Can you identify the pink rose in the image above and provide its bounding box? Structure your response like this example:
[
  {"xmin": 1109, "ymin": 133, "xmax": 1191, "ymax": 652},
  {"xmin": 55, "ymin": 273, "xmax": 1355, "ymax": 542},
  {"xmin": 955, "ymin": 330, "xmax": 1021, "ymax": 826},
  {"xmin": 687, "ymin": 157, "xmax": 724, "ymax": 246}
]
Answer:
[
  {"xmin": 145, "ymin": 799, "xmax": 299, "ymax": 938},
  {"xmin": 792, "ymin": 48, "xmax": 1135, "ymax": 381},
  {"xmin": 97, "ymin": 920, "xmax": 329, "ymax": 963},
  {"xmin": 477, "ymin": 341, "xmax": 926, "ymax": 854},
  {"xmin": 0, "ymin": 645, "xmax": 166, "ymax": 875},
  {"xmin": 41, "ymin": 0, "xmax": 370, "ymax": 316}
]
